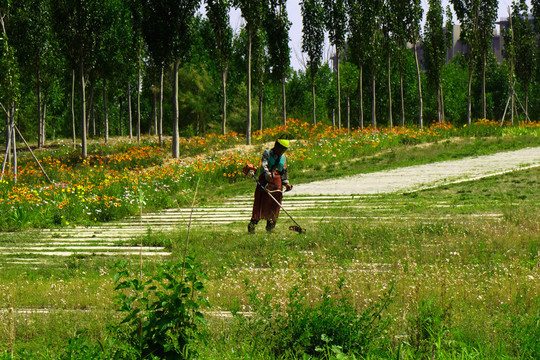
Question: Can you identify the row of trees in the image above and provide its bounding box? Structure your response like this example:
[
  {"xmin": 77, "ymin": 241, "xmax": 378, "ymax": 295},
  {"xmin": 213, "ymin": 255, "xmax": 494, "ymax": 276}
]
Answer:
[{"xmin": 1, "ymin": 0, "xmax": 539, "ymax": 158}]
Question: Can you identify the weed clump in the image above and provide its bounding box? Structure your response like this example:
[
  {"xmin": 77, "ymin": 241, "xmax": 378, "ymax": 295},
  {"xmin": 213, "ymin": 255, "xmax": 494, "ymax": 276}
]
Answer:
[{"xmin": 231, "ymin": 280, "xmax": 394, "ymax": 358}]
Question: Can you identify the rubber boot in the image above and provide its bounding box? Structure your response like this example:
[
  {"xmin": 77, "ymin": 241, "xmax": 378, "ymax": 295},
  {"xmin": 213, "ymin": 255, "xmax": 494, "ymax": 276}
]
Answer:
[
  {"xmin": 266, "ymin": 220, "xmax": 276, "ymax": 233},
  {"xmin": 248, "ymin": 219, "xmax": 259, "ymax": 234}
]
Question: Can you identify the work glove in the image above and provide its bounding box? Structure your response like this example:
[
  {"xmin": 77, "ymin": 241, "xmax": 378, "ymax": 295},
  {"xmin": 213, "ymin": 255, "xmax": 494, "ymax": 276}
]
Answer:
[{"xmin": 284, "ymin": 184, "xmax": 293, "ymax": 192}]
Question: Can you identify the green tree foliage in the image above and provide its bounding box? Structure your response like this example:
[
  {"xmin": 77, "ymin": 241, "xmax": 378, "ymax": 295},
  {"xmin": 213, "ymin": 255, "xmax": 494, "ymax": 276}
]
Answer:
[
  {"xmin": 0, "ymin": 0, "xmax": 20, "ymax": 172},
  {"xmin": 507, "ymin": 0, "xmax": 537, "ymax": 119},
  {"xmin": 323, "ymin": 0, "xmax": 347, "ymax": 129},
  {"xmin": 301, "ymin": 0, "xmax": 325, "ymax": 125},
  {"xmin": 407, "ymin": 0, "xmax": 424, "ymax": 128},
  {"xmin": 424, "ymin": 0, "xmax": 447, "ymax": 123},
  {"xmin": 234, "ymin": 0, "xmax": 267, "ymax": 145},
  {"xmin": 51, "ymin": 0, "xmax": 105, "ymax": 158},
  {"xmin": 365, "ymin": 0, "xmax": 385, "ymax": 128},
  {"xmin": 478, "ymin": 0, "xmax": 499, "ymax": 119},
  {"xmin": 206, "ymin": 0, "xmax": 233, "ymax": 134},
  {"xmin": 346, "ymin": 0, "xmax": 377, "ymax": 128},
  {"xmin": 451, "ymin": 0, "xmax": 497, "ymax": 123},
  {"xmin": 140, "ymin": 0, "xmax": 199, "ymax": 158},
  {"xmin": 266, "ymin": 0, "xmax": 291, "ymax": 125},
  {"xmin": 9, "ymin": 0, "xmax": 55, "ymax": 147},
  {"xmin": 94, "ymin": 0, "xmax": 132, "ymax": 143},
  {"xmin": 339, "ymin": 61, "xmax": 359, "ymax": 131},
  {"xmin": 252, "ymin": 23, "xmax": 269, "ymax": 131},
  {"xmin": 2, "ymin": 0, "xmax": 540, "ymax": 150}
]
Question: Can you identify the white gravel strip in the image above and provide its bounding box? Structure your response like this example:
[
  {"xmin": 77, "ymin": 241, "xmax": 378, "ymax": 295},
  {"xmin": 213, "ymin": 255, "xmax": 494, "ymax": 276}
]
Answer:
[{"xmin": 292, "ymin": 147, "xmax": 540, "ymax": 195}]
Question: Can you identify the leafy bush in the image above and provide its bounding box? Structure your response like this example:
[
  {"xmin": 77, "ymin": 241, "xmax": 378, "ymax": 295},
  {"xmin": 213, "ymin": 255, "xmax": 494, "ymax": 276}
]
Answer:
[{"xmin": 112, "ymin": 258, "xmax": 209, "ymax": 359}]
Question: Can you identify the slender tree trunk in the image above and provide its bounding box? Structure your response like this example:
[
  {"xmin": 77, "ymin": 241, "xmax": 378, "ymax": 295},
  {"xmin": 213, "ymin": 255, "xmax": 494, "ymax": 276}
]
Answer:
[
  {"xmin": 119, "ymin": 97, "xmax": 123, "ymax": 137},
  {"xmin": 172, "ymin": 59, "xmax": 180, "ymax": 158},
  {"xmin": 71, "ymin": 69, "xmax": 76, "ymax": 148},
  {"xmin": 222, "ymin": 69, "xmax": 228, "ymax": 134},
  {"xmin": 467, "ymin": 66, "xmax": 473, "ymax": 125},
  {"xmin": 281, "ymin": 76, "xmax": 287, "ymax": 126},
  {"xmin": 336, "ymin": 47, "xmax": 341, "ymax": 130},
  {"xmin": 371, "ymin": 71, "xmax": 377, "ymax": 129},
  {"xmin": 42, "ymin": 98, "xmax": 47, "ymax": 145},
  {"xmin": 482, "ymin": 53, "xmax": 486, "ymax": 119},
  {"xmin": 358, "ymin": 64, "xmax": 363, "ymax": 129},
  {"xmin": 88, "ymin": 81, "xmax": 95, "ymax": 137},
  {"xmin": 80, "ymin": 62, "xmax": 87, "ymax": 158},
  {"xmin": 387, "ymin": 54, "xmax": 393, "ymax": 129},
  {"xmin": 441, "ymin": 85, "xmax": 445, "ymax": 122},
  {"xmin": 137, "ymin": 63, "xmax": 141, "ymax": 144},
  {"xmin": 103, "ymin": 78, "xmax": 109, "ymax": 143},
  {"xmin": 246, "ymin": 30, "xmax": 252, "ymax": 145},
  {"xmin": 128, "ymin": 83, "xmax": 133, "ymax": 139},
  {"xmin": 37, "ymin": 69, "xmax": 42, "ymax": 148},
  {"xmin": 346, "ymin": 90, "xmax": 350, "ymax": 132},
  {"xmin": 311, "ymin": 81, "xmax": 317, "ymax": 126},
  {"xmin": 437, "ymin": 85, "xmax": 442, "ymax": 123},
  {"xmin": 414, "ymin": 43, "xmax": 423, "ymax": 129},
  {"xmin": 153, "ymin": 90, "xmax": 157, "ymax": 136},
  {"xmin": 400, "ymin": 69, "xmax": 405, "ymax": 127},
  {"xmin": 524, "ymin": 87, "xmax": 529, "ymax": 121},
  {"xmin": 159, "ymin": 68, "xmax": 163, "ymax": 144},
  {"xmin": 258, "ymin": 85, "xmax": 263, "ymax": 131},
  {"xmin": 11, "ymin": 112, "xmax": 17, "ymax": 183},
  {"xmin": 2, "ymin": 114, "xmax": 13, "ymax": 178},
  {"xmin": 511, "ymin": 85, "xmax": 514, "ymax": 125}
]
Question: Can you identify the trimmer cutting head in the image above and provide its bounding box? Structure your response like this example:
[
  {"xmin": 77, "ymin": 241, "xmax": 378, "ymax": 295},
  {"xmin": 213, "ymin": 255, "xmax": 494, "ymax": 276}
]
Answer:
[{"xmin": 289, "ymin": 225, "xmax": 306, "ymax": 234}]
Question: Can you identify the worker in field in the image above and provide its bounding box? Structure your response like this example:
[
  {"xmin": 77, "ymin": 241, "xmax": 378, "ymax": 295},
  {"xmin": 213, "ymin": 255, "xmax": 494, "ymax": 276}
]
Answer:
[{"xmin": 247, "ymin": 139, "xmax": 292, "ymax": 234}]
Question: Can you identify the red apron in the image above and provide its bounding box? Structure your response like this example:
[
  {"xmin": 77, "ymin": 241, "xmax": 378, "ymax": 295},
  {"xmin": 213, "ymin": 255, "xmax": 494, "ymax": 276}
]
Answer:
[{"xmin": 251, "ymin": 171, "xmax": 282, "ymax": 221}]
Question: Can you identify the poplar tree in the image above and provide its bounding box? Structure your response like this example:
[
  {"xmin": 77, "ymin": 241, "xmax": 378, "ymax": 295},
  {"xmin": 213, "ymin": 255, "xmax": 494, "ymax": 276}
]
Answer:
[
  {"xmin": 234, "ymin": 0, "xmax": 266, "ymax": 145},
  {"xmin": 478, "ymin": 0, "xmax": 498, "ymax": 119},
  {"xmin": 51, "ymin": 0, "xmax": 104, "ymax": 158},
  {"xmin": 266, "ymin": 0, "xmax": 291, "ymax": 126},
  {"xmin": 391, "ymin": 0, "xmax": 412, "ymax": 126},
  {"xmin": 206, "ymin": 0, "xmax": 233, "ymax": 134},
  {"xmin": 451, "ymin": 0, "xmax": 497, "ymax": 124},
  {"xmin": 340, "ymin": 61, "xmax": 359, "ymax": 131},
  {"xmin": 424, "ymin": 0, "xmax": 446, "ymax": 123},
  {"xmin": 534, "ymin": 0, "xmax": 540, "ymax": 32},
  {"xmin": 141, "ymin": 0, "xmax": 199, "ymax": 158},
  {"xmin": 382, "ymin": 0, "xmax": 395, "ymax": 128},
  {"xmin": 301, "ymin": 0, "xmax": 325, "ymax": 125},
  {"xmin": 347, "ymin": 0, "xmax": 373, "ymax": 129},
  {"xmin": 10, "ymin": 0, "xmax": 53, "ymax": 148},
  {"xmin": 252, "ymin": 25, "xmax": 269, "ymax": 131},
  {"xmin": 323, "ymin": 0, "xmax": 347, "ymax": 129},
  {"xmin": 366, "ymin": 0, "xmax": 384, "ymax": 129},
  {"xmin": 95, "ymin": 0, "xmax": 130, "ymax": 143},
  {"xmin": 507, "ymin": 0, "xmax": 536, "ymax": 119},
  {"xmin": 407, "ymin": 0, "xmax": 423, "ymax": 128},
  {"xmin": 0, "ymin": 2, "xmax": 20, "ymax": 173}
]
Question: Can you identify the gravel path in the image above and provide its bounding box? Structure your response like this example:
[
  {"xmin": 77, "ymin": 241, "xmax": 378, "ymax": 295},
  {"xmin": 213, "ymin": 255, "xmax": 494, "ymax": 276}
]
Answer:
[{"xmin": 293, "ymin": 147, "xmax": 540, "ymax": 195}]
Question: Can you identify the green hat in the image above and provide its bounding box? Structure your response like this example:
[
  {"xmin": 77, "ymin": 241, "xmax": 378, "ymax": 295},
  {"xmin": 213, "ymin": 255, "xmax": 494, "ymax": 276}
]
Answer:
[{"xmin": 277, "ymin": 139, "xmax": 290, "ymax": 148}]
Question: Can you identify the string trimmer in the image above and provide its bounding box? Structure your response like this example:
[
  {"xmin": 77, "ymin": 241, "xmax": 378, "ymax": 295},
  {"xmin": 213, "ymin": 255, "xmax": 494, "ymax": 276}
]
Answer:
[{"xmin": 243, "ymin": 164, "xmax": 306, "ymax": 234}]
